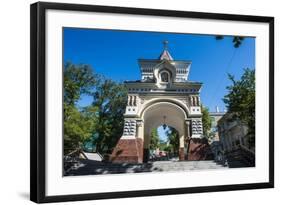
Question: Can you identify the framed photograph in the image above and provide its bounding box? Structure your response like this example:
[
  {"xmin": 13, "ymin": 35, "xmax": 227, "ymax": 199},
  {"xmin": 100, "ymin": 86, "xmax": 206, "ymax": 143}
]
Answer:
[{"xmin": 30, "ymin": 1, "xmax": 274, "ymax": 203}]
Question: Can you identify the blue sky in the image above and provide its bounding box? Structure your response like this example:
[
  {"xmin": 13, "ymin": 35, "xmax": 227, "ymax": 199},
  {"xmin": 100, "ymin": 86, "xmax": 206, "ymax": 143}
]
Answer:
[{"xmin": 64, "ymin": 28, "xmax": 255, "ymax": 141}]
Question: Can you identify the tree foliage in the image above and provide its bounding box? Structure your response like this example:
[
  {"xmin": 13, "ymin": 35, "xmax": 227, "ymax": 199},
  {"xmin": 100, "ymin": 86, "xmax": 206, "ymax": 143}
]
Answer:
[
  {"xmin": 63, "ymin": 63, "xmax": 98, "ymax": 154},
  {"xmin": 149, "ymin": 128, "xmax": 160, "ymax": 150},
  {"xmin": 166, "ymin": 127, "xmax": 179, "ymax": 154},
  {"xmin": 91, "ymin": 78, "xmax": 127, "ymax": 154},
  {"xmin": 64, "ymin": 62, "xmax": 97, "ymax": 106},
  {"xmin": 216, "ymin": 35, "xmax": 245, "ymax": 48},
  {"xmin": 63, "ymin": 62, "xmax": 127, "ymax": 155},
  {"xmin": 223, "ymin": 68, "xmax": 255, "ymax": 147},
  {"xmin": 64, "ymin": 104, "xmax": 96, "ymax": 154},
  {"xmin": 201, "ymin": 105, "xmax": 212, "ymax": 138}
]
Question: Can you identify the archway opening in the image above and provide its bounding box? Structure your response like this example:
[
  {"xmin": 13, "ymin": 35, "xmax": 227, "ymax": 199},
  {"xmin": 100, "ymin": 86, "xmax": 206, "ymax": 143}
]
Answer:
[
  {"xmin": 141, "ymin": 101, "xmax": 188, "ymax": 163},
  {"xmin": 146, "ymin": 125, "xmax": 180, "ymax": 162}
]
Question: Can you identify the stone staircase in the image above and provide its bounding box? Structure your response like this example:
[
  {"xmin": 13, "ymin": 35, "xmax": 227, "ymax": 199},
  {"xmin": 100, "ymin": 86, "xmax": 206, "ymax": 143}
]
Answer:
[
  {"xmin": 143, "ymin": 161, "xmax": 228, "ymax": 172},
  {"xmin": 65, "ymin": 160, "xmax": 228, "ymax": 176},
  {"xmin": 225, "ymin": 147, "xmax": 255, "ymax": 168}
]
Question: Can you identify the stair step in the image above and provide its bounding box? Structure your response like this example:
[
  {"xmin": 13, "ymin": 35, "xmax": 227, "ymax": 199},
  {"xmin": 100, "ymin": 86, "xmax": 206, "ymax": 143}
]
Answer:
[{"xmin": 65, "ymin": 160, "xmax": 228, "ymax": 176}]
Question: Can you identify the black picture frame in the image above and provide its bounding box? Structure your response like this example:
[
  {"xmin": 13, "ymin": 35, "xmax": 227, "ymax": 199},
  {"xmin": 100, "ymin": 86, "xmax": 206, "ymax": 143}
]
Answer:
[{"xmin": 30, "ymin": 1, "xmax": 274, "ymax": 203}]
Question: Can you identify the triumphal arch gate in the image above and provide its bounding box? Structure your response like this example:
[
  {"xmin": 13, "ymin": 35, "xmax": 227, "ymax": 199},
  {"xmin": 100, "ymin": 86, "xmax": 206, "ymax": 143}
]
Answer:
[{"xmin": 111, "ymin": 42, "xmax": 206, "ymax": 163}]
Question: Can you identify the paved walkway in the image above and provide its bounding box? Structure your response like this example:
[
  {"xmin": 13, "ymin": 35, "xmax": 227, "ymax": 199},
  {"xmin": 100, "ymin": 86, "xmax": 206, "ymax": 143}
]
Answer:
[{"xmin": 65, "ymin": 159, "xmax": 228, "ymax": 176}]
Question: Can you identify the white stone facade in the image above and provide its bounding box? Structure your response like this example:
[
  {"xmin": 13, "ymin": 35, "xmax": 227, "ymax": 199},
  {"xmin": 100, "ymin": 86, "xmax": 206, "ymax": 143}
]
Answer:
[{"xmin": 120, "ymin": 45, "xmax": 204, "ymax": 150}]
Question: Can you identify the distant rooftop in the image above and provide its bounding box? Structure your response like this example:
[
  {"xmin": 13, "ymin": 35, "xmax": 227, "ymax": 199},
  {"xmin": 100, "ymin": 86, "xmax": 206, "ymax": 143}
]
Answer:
[{"xmin": 209, "ymin": 112, "xmax": 226, "ymax": 116}]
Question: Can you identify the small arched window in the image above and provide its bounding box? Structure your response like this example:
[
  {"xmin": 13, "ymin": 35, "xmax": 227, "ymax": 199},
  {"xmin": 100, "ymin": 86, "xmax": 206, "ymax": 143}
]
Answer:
[{"xmin": 161, "ymin": 72, "xmax": 169, "ymax": 82}]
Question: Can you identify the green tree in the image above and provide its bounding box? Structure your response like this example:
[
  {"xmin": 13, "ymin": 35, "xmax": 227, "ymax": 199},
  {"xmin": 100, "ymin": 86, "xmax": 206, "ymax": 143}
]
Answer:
[
  {"xmin": 158, "ymin": 139, "xmax": 168, "ymax": 151},
  {"xmin": 201, "ymin": 105, "xmax": 212, "ymax": 138},
  {"xmin": 63, "ymin": 62, "xmax": 128, "ymax": 156},
  {"xmin": 223, "ymin": 68, "xmax": 255, "ymax": 147},
  {"xmin": 216, "ymin": 35, "xmax": 245, "ymax": 48},
  {"xmin": 166, "ymin": 127, "xmax": 179, "ymax": 154},
  {"xmin": 149, "ymin": 128, "xmax": 160, "ymax": 150},
  {"xmin": 163, "ymin": 144, "xmax": 172, "ymax": 153},
  {"xmin": 64, "ymin": 62, "xmax": 97, "ymax": 106},
  {"xmin": 64, "ymin": 104, "xmax": 96, "ymax": 154},
  {"xmin": 91, "ymin": 78, "xmax": 128, "ymax": 154},
  {"xmin": 63, "ymin": 63, "xmax": 98, "ymax": 154}
]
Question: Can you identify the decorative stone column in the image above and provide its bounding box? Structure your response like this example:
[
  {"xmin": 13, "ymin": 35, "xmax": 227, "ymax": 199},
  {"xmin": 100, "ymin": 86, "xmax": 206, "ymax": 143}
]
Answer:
[
  {"xmin": 143, "ymin": 134, "xmax": 150, "ymax": 163},
  {"xmin": 191, "ymin": 118, "xmax": 203, "ymax": 138},
  {"xmin": 187, "ymin": 118, "xmax": 213, "ymax": 160},
  {"xmin": 185, "ymin": 120, "xmax": 191, "ymax": 160},
  {"xmin": 179, "ymin": 134, "xmax": 185, "ymax": 161},
  {"xmin": 110, "ymin": 118, "xmax": 144, "ymax": 163}
]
